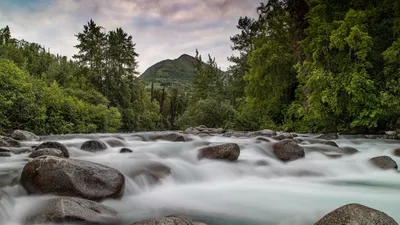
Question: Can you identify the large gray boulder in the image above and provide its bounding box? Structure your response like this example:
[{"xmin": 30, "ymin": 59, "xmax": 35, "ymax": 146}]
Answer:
[
  {"xmin": 25, "ymin": 197, "xmax": 119, "ymax": 225},
  {"xmin": 369, "ymin": 156, "xmax": 398, "ymax": 170},
  {"xmin": 131, "ymin": 216, "xmax": 195, "ymax": 225},
  {"xmin": 10, "ymin": 130, "xmax": 39, "ymax": 141},
  {"xmin": 81, "ymin": 140, "xmax": 107, "ymax": 152},
  {"xmin": 198, "ymin": 143, "xmax": 240, "ymax": 161},
  {"xmin": 35, "ymin": 141, "xmax": 69, "ymax": 158},
  {"xmin": 272, "ymin": 139, "xmax": 305, "ymax": 162},
  {"xmin": 21, "ymin": 156, "xmax": 125, "ymax": 201},
  {"xmin": 315, "ymin": 203, "xmax": 398, "ymax": 225}
]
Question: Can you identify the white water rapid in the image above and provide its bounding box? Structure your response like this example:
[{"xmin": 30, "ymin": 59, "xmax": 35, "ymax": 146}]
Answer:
[{"xmin": 1, "ymin": 132, "xmax": 400, "ymax": 225}]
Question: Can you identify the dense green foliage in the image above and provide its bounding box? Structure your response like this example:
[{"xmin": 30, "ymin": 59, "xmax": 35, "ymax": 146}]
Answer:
[{"xmin": 2, "ymin": 0, "xmax": 400, "ymax": 134}]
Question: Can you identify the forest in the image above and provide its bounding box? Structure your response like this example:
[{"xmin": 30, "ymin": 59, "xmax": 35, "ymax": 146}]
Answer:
[{"xmin": 1, "ymin": 0, "xmax": 400, "ymax": 134}]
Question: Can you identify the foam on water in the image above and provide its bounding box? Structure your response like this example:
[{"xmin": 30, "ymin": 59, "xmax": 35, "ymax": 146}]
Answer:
[{"xmin": 1, "ymin": 133, "xmax": 400, "ymax": 225}]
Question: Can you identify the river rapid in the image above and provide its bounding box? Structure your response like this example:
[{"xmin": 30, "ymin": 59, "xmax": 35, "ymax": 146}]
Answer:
[{"xmin": 0, "ymin": 131, "xmax": 399, "ymax": 225}]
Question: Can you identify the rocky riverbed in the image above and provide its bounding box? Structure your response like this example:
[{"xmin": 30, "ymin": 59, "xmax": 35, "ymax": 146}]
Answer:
[{"xmin": 0, "ymin": 128, "xmax": 399, "ymax": 225}]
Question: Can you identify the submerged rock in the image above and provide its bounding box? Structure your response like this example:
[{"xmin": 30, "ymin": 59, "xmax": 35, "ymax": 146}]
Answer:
[
  {"xmin": 315, "ymin": 203, "xmax": 398, "ymax": 225},
  {"xmin": 35, "ymin": 141, "xmax": 69, "ymax": 158},
  {"xmin": 130, "ymin": 161, "xmax": 171, "ymax": 182},
  {"xmin": 320, "ymin": 141, "xmax": 339, "ymax": 147},
  {"xmin": 105, "ymin": 138, "xmax": 125, "ymax": 147},
  {"xmin": 29, "ymin": 148, "xmax": 64, "ymax": 158},
  {"xmin": 369, "ymin": 156, "xmax": 398, "ymax": 170},
  {"xmin": 392, "ymin": 148, "xmax": 400, "ymax": 157},
  {"xmin": 149, "ymin": 133, "xmax": 186, "ymax": 142},
  {"xmin": 317, "ymin": 133, "xmax": 338, "ymax": 140},
  {"xmin": 198, "ymin": 143, "xmax": 240, "ymax": 161},
  {"xmin": 10, "ymin": 130, "xmax": 39, "ymax": 141},
  {"xmin": 131, "ymin": 216, "xmax": 195, "ymax": 225},
  {"xmin": 81, "ymin": 140, "xmax": 107, "ymax": 152},
  {"xmin": 25, "ymin": 197, "xmax": 119, "ymax": 225},
  {"xmin": 0, "ymin": 147, "xmax": 11, "ymax": 157},
  {"xmin": 0, "ymin": 136, "xmax": 20, "ymax": 147},
  {"xmin": 21, "ymin": 156, "xmax": 125, "ymax": 201},
  {"xmin": 341, "ymin": 146, "xmax": 359, "ymax": 155},
  {"xmin": 120, "ymin": 148, "xmax": 133, "ymax": 153},
  {"xmin": 272, "ymin": 139, "xmax": 305, "ymax": 162}
]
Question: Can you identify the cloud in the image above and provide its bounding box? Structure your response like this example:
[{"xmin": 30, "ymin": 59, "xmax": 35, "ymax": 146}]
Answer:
[{"xmin": 0, "ymin": 0, "xmax": 260, "ymax": 73}]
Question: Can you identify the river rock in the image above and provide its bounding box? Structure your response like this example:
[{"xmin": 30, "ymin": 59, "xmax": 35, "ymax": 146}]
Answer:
[
  {"xmin": 0, "ymin": 147, "xmax": 11, "ymax": 157},
  {"xmin": 21, "ymin": 156, "xmax": 125, "ymax": 201},
  {"xmin": 25, "ymin": 197, "xmax": 119, "ymax": 225},
  {"xmin": 10, "ymin": 130, "xmax": 39, "ymax": 141},
  {"xmin": 272, "ymin": 139, "xmax": 305, "ymax": 162},
  {"xmin": 369, "ymin": 156, "xmax": 398, "ymax": 170},
  {"xmin": 29, "ymin": 148, "xmax": 64, "ymax": 158},
  {"xmin": 341, "ymin": 146, "xmax": 359, "ymax": 155},
  {"xmin": 320, "ymin": 141, "xmax": 339, "ymax": 147},
  {"xmin": 198, "ymin": 143, "xmax": 240, "ymax": 161},
  {"xmin": 392, "ymin": 148, "xmax": 400, "ymax": 157},
  {"xmin": 35, "ymin": 141, "xmax": 69, "ymax": 158},
  {"xmin": 149, "ymin": 133, "xmax": 186, "ymax": 142},
  {"xmin": 131, "ymin": 216, "xmax": 195, "ymax": 225},
  {"xmin": 120, "ymin": 148, "xmax": 133, "ymax": 153},
  {"xmin": 105, "ymin": 138, "xmax": 125, "ymax": 147},
  {"xmin": 315, "ymin": 203, "xmax": 398, "ymax": 225},
  {"xmin": 317, "ymin": 133, "xmax": 338, "ymax": 140},
  {"xmin": 0, "ymin": 136, "xmax": 20, "ymax": 147},
  {"xmin": 81, "ymin": 140, "xmax": 107, "ymax": 152}
]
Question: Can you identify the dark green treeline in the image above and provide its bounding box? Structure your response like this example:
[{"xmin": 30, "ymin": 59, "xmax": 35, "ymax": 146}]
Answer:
[{"xmin": 1, "ymin": 0, "xmax": 400, "ymax": 134}]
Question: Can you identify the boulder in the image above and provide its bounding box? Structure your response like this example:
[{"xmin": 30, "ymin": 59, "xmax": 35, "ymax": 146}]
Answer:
[
  {"xmin": 0, "ymin": 147, "xmax": 11, "ymax": 157},
  {"xmin": 149, "ymin": 133, "xmax": 186, "ymax": 142},
  {"xmin": 315, "ymin": 203, "xmax": 398, "ymax": 225},
  {"xmin": 105, "ymin": 138, "xmax": 125, "ymax": 147},
  {"xmin": 256, "ymin": 137, "xmax": 271, "ymax": 142},
  {"xmin": 10, "ymin": 130, "xmax": 39, "ymax": 141},
  {"xmin": 196, "ymin": 125, "xmax": 208, "ymax": 131},
  {"xmin": 317, "ymin": 133, "xmax": 338, "ymax": 140},
  {"xmin": 21, "ymin": 156, "xmax": 125, "ymax": 201},
  {"xmin": 81, "ymin": 140, "xmax": 107, "ymax": 152},
  {"xmin": 392, "ymin": 148, "xmax": 400, "ymax": 157},
  {"xmin": 120, "ymin": 148, "xmax": 133, "ymax": 153},
  {"xmin": 320, "ymin": 141, "xmax": 339, "ymax": 147},
  {"xmin": 273, "ymin": 135, "xmax": 285, "ymax": 141},
  {"xmin": 369, "ymin": 156, "xmax": 398, "ymax": 170},
  {"xmin": 198, "ymin": 143, "xmax": 240, "ymax": 161},
  {"xmin": 35, "ymin": 141, "xmax": 69, "ymax": 158},
  {"xmin": 131, "ymin": 216, "xmax": 195, "ymax": 225},
  {"xmin": 272, "ymin": 139, "xmax": 305, "ymax": 162},
  {"xmin": 341, "ymin": 146, "xmax": 359, "ymax": 155},
  {"xmin": 29, "ymin": 148, "xmax": 64, "ymax": 158},
  {"xmin": 25, "ymin": 197, "xmax": 119, "ymax": 225},
  {"xmin": 0, "ymin": 136, "xmax": 20, "ymax": 147}
]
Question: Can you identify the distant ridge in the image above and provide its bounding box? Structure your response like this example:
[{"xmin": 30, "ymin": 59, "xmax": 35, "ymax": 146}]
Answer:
[{"xmin": 139, "ymin": 54, "xmax": 198, "ymax": 88}]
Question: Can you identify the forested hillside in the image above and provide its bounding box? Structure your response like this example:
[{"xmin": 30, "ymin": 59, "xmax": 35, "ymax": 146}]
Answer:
[
  {"xmin": 1, "ymin": 0, "xmax": 400, "ymax": 134},
  {"xmin": 140, "ymin": 54, "xmax": 198, "ymax": 88}
]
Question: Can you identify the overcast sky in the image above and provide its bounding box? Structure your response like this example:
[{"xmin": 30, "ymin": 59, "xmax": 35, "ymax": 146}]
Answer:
[{"xmin": 0, "ymin": 0, "xmax": 260, "ymax": 74}]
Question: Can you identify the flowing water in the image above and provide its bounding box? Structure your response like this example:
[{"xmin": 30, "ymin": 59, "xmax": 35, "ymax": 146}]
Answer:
[{"xmin": 1, "ymin": 132, "xmax": 400, "ymax": 225}]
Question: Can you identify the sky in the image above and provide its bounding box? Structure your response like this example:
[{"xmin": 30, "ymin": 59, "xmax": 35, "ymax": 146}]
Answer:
[{"xmin": 0, "ymin": 0, "xmax": 260, "ymax": 74}]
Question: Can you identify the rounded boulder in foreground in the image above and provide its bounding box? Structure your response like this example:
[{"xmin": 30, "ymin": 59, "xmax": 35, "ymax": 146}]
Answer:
[
  {"xmin": 198, "ymin": 143, "xmax": 240, "ymax": 161},
  {"xmin": 272, "ymin": 139, "xmax": 305, "ymax": 162},
  {"xmin": 35, "ymin": 141, "xmax": 69, "ymax": 158},
  {"xmin": 81, "ymin": 140, "xmax": 107, "ymax": 152},
  {"xmin": 315, "ymin": 203, "xmax": 398, "ymax": 225},
  {"xmin": 25, "ymin": 197, "xmax": 119, "ymax": 225},
  {"xmin": 21, "ymin": 156, "xmax": 125, "ymax": 201}
]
